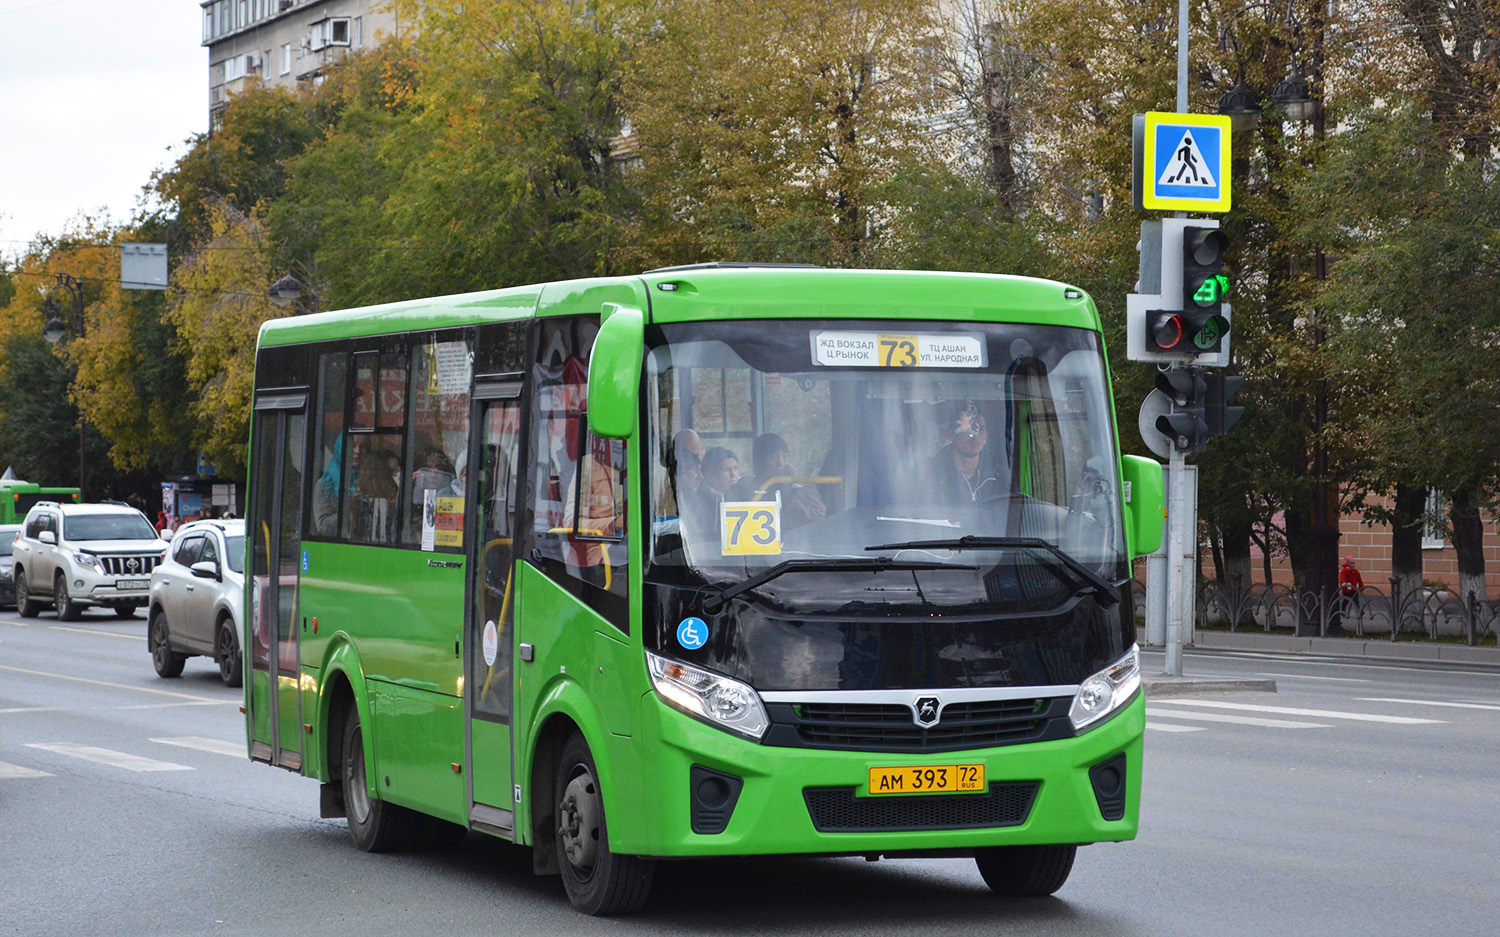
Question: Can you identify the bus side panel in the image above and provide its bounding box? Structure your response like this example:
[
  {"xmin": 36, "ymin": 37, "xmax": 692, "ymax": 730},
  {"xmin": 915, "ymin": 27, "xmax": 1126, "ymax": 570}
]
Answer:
[
  {"xmin": 512, "ymin": 563, "xmax": 639, "ymax": 846},
  {"xmin": 371, "ymin": 679, "xmax": 466, "ymax": 824}
]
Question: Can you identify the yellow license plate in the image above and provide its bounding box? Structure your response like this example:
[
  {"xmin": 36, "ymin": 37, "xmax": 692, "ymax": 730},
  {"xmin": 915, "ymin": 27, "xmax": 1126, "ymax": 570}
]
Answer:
[{"xmin": 867, "ymin": 763, "xmax": 985, "ymax": 796}]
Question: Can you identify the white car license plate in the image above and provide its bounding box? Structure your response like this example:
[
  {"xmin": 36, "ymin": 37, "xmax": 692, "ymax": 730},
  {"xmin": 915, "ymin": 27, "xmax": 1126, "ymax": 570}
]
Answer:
[{"xmin": 116, "ymin": 579, "xmax": 149, "ymax": 590}]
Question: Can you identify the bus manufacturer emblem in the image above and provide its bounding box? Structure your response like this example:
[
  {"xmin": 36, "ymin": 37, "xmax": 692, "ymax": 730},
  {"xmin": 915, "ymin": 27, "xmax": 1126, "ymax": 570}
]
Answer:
[{"xmin": 913, "ymin": 696, "xmax": 941, "ymax": 727}]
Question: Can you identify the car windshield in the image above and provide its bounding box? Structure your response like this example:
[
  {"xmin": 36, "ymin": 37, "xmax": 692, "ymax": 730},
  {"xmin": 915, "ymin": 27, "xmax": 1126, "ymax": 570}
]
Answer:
[
  {"xmin": 0, "ymin": 530, "xmax": 16, "ymax": 555},
  {"xmin": 644, "ymin": 319, "xmax": 1126, "ymax": 612},
  {"xmin": 64, "ymin": 513, "xmax": 158, "ymax": 542},
  {"xmin": 225, "ymin": 535, "xmax": 245, "ymax": 573}
]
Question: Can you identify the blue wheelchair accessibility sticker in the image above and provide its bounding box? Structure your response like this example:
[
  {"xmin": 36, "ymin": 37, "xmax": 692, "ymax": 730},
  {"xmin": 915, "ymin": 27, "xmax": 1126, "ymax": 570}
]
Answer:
[{"xmin": 676, "ymin": 617, "xmax": 708, "ymax": 650}]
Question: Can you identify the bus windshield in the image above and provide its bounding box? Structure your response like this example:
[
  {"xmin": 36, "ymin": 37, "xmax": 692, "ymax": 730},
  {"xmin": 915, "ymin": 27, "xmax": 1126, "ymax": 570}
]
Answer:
[{"xmin": 645, "ymin": 319, "xmax": 1126, "ymax": 614}]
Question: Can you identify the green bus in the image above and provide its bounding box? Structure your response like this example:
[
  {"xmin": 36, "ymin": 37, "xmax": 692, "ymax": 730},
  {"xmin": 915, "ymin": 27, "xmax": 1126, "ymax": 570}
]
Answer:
[
  {"xmin": 0, "ymin": 478, "xmax": 81, "ymax": 525},
  {"xmin": 244, "ymin": 264, "xmax": 1164, "ymax": 914}
]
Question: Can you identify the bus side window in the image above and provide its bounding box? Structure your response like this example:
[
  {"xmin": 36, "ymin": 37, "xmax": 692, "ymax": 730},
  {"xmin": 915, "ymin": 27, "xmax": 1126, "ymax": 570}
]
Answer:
[{"xmin": 310, "ymin": 351, "xmax": 349, "ymax": 538}]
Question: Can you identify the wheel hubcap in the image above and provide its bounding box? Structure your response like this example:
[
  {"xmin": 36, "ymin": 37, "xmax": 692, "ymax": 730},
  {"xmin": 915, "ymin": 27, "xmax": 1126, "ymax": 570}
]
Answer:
[
  {"xmin": 347, "ymin": 730, "xmax": 370, "ymax": 822},
  {"xmin": 559, "ymin": 771, "xmax": 601, "ymax": 872}
]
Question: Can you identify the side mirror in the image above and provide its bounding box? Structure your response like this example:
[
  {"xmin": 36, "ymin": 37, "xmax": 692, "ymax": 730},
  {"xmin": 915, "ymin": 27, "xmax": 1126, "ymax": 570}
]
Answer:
[
  {"xmin": 586, "ymin": 304, "xmax": 645, "ymax": 439},
  {"xmin": 190, "ymin": 560, "xmax": 221, "ymax": 582},
  {"xmin": 1120, "ymin": 454, "xmax": 1164, "ymax": 559},
  {"xmin": 39, "ymin": 531, "xmax": 57, "ymax": 545}
]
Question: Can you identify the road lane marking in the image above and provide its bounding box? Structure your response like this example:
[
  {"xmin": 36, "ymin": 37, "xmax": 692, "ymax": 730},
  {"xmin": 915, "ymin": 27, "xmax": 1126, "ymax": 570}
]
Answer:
[
  {"xmin": 0, "ymin": 701, "xmax": 233, "ymax": 715},
  {"xmin": 1357, "ymin": 697, "xmax": 1500, "ymax": 712},
  {"xmin": 1145, "ymin": 707, "xmax": 1329, "ymax": 729},
  {"xmin": 1152, "ymin": 699, "xmax": 1443, "ymax": 725},
  {"xmin": 48, "ymin": 625, "xmax": 145, "ymax": 641},
  {"xmin": 25, "ymin": 743, "xmax": 192, "ymax": 772},
  {"xmin": 152, "ymin": 736, "xmax": 244, "ymax": 757},
  {"xmin": 0, "ymin": 760, "xmax": 52, "ymax": 779},
  {"xmin": 1145, "ymin": 722, "xmax": 1206, "ymax": 733},
  {"xmin": 0, "ymin": 664, "xmax": 221, "ymax": 702}
]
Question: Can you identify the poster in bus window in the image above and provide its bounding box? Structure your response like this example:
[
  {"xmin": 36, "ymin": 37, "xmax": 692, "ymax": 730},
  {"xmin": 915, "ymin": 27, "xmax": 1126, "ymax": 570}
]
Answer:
[
  {"xmin": 434, "ymin": 495, "xmax": 464, "ymax": 548},
  {"xmin": 421, "ymin": 489, "xmax": 437, "ymax": 551}
]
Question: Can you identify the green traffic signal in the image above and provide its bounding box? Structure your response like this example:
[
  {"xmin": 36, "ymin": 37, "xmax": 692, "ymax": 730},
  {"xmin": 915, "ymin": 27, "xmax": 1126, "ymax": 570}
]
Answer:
[{"xmin": 1192, "ymin": 274, "xmax": 1230, "ymax": 306}]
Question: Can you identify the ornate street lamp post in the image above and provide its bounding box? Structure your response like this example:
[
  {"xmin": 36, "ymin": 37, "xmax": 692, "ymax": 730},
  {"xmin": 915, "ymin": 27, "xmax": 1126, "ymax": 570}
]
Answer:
[{"xmin": 41, "ymin": 272, "xmax": 87, "ymax": 494}]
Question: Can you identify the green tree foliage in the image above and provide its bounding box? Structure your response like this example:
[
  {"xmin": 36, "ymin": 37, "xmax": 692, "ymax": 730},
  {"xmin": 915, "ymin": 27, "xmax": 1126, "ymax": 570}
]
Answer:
[{"xmin": 166, "ymin": 201, "xmax": 292, "ymax": 479}]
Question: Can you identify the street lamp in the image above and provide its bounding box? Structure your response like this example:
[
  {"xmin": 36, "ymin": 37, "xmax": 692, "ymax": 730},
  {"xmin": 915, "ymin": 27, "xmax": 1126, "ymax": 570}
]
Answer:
[
  {"xmin": 1217, "ymin": 73, "xmax": 1263, "ymax": 133},
  {"xmin": 269, "ymin": 274, "xmax": 306, "ymax": 307},
  {"xmin": 1271, "ymin": 64, "xmax": 1317, "ymax": 122},
  {"xmin": 40, "ymin": 272, "xmax": 88, "ymax": 494}
]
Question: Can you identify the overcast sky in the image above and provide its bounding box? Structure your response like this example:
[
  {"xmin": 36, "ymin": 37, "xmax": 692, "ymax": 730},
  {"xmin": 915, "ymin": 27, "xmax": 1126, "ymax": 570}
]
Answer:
[{"xmin": 0, "ymin": 0, "xmax": 205, "ymax": 257}]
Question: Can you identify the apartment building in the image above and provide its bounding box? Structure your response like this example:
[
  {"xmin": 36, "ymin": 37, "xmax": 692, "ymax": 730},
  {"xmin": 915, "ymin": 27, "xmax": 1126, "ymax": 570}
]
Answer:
[{"xmin": 201, "ymin": 0, "xmax": 403, "ymax": 122}]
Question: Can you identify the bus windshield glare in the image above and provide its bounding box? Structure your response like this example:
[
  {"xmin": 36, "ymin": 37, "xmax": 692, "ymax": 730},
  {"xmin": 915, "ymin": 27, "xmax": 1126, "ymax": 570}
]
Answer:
[{"xmin": 645, "ymin": 319, "xmax": 1126, "ymax": 613}]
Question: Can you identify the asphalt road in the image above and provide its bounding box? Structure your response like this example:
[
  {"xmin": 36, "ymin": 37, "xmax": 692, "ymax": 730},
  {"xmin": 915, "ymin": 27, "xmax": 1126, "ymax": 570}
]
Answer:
[{"xmin": 3, "ymin": 606, "xmax": 1497, "ymax": 937}]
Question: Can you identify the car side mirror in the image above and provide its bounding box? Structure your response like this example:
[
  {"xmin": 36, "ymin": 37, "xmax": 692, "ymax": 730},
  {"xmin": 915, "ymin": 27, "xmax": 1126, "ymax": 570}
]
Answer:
[
  {"xmin": 39, "ymin": 531, "xmax": 57, "ymax": 545},
  {"xmin": 190, "ymin": 560, "xmax": 221, "ymax": 582}
]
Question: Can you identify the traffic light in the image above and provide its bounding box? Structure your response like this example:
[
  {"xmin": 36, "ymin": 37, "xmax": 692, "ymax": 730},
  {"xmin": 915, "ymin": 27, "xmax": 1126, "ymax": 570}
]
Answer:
[
  {"xmin": 1181, "ymin": 225, "xmax": 1230, "ymax": 354},
  {"xmin": 1154, "ymin": 368, "xmax": 1209, "ymax": 453},
  {"xmin": 1205, "ymin": 372, "xmax": 1244, "ymax": 438}
]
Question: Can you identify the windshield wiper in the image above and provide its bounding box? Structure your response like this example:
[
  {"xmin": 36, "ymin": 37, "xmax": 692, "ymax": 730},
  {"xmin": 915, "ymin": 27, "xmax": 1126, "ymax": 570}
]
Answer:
[
  {"xmin": 865, "ymin": 536, "xmax": 1120, "ymax": 607},
  {"xmin": 702, "ymin": 556, "xmax": 974, "ymax": 613}
]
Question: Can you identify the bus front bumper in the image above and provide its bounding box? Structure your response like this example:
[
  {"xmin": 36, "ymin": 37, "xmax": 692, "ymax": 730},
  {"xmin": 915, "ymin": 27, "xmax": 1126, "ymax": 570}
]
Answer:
[{"xmin": 608, "ymin": 690, "xmax": 1144, "ymax": 858}]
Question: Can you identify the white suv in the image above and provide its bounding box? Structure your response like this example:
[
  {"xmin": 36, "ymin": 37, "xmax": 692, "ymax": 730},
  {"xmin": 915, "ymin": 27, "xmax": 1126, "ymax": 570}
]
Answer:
[
  {"xmin": 147, "ymin": 518, "xmax": 246, "ymax": 686},
  {"xmin": 12, "ymin": 501, "xmax": 169, "ymax": 620}
]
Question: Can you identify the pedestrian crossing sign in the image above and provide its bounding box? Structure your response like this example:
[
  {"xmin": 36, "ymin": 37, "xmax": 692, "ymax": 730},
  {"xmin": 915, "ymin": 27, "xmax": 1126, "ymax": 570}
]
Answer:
[{"xmin": 1138, "ymin": 112, "xmax": 1231, "ymax": 212}]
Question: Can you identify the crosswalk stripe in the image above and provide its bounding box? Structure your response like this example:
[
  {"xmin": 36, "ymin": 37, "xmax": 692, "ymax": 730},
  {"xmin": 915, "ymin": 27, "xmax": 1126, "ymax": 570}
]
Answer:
[
  {"xmin": 1145, "ymin": 707, "xmax": 1329, "ymax": 729},
  {"xmin": 1151, "ymin": 699, "xmax": 1443, "ymax": 725},
  {"xmin": 1357, "ymin": 697, "xmax": 1500, "ymax": 712},
  {"xmin": 151, "ymin": 736, "xmax": 244, "ymax": 757},
  {"xmin": 1145, "ymin": 721, "xmax": 1205, "ymax": 733},
  {"xmin": 0, "ymin": 760, "xmax": 52, "ymax": 779},
  {"xmin": 25, "ymin": 743, "xmax": 192, "ymax": 772}
]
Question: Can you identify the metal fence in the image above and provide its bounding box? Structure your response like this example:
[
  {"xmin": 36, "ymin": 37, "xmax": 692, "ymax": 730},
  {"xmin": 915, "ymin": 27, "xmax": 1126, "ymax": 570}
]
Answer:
[{"xmin": 1136, "ymin": 576, "xmax": 1497, "ymax": 645}]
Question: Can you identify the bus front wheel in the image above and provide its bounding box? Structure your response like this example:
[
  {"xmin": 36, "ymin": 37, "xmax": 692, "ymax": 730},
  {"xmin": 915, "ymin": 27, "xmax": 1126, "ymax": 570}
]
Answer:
[
  {"xmin": 554, "ymin": 732, "xmax": 653, "ymax": 915},
  {"xmin": 342, "ymin": 706, "xmax": 418, "ymax": 852},
  {"xmin": 974, "ymin": 844, "xmax": 1077, "ymax": 897}
]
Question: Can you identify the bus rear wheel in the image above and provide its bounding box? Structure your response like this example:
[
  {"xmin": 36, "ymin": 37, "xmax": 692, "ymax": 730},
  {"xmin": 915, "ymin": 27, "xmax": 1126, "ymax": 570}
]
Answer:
[
  {"xmin": 341, "ymin": 705, "xmax": 419, "ymax": 852},
  {"xmin": 974, "ymin": 844, "xmax": 1077, "ymax": 897},
  {"xmin": 554, "ymin": 732, "xmax": 653, "ymax": 915}
]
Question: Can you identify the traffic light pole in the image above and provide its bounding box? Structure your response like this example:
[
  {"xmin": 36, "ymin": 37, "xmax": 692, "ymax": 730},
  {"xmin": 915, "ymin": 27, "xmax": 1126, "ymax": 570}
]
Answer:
[{"xmin": 1164, "ymin": 444, "xmax": 1191, "ymax": 677}]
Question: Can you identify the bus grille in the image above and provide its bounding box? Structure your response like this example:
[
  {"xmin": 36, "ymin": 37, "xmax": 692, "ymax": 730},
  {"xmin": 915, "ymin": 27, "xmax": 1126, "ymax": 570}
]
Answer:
[
  {"xmin": 766, "ymin": 698, "xmax": 1069, "ymax": 753},
  {"xmin": 99, "ymin": 554, "xmax": 161, "ymax": 577},
  {"xmin": 803, "ymin": 783, "xmax": 1038, "ymax": 833}
]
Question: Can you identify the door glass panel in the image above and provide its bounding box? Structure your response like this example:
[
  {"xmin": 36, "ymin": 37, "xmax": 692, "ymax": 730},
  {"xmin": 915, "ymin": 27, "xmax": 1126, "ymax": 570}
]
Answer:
[{"xmin": 471, "ymin": 400, "xmax": 521, "ymax": 724}]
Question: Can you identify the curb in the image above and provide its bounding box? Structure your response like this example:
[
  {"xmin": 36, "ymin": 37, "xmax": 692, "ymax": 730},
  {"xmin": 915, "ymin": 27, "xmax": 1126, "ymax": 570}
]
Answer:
[{"xmin": 1142, "ymin": 675, "xmax": 1277, "ymax": 698}]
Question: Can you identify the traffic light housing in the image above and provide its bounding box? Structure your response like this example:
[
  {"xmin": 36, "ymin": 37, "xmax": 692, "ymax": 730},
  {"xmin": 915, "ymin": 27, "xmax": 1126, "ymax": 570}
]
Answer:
[
  {"xmin": 1205, "ymin": 372, "xmax": 1244, "ymax": 438},
  {"xmin": 1154, "ymin": 368, "xmax": 1209, "ymax": 453},
  {"xmin": 1181, "ymin": 225, "xmax": 1230, "ymax": 354}
]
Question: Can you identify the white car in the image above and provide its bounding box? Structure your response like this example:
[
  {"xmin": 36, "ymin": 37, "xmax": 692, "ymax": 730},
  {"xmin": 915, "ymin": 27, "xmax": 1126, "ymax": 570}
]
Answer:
[
  {"xmin": 12, "ymin": 502, "xmax": 169, "ymax": 620},
  {"xmin": 147, "ymin": 519, "xmax": 246, "ymax": 687}
]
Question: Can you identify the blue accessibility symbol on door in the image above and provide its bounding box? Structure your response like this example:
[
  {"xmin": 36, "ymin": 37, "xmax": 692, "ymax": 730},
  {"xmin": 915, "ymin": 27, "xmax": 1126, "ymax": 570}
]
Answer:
[{"xmin": 676, "ymin": 617, "xmax": 708, "ymax": 651}]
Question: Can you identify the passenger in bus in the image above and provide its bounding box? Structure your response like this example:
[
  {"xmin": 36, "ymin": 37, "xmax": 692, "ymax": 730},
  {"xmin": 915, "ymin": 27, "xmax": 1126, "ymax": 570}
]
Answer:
[
  {"xmin": 730, "ymin": 433, "xmax": 826, "ymax": 528},
  {"xmin": 701, "ymin": 447, "xmax": 741, "ymax": 499},
  {"xmin": 411, "ymin": 445, "xmax": 456, "ymax": 499},
  {"xmin": 311, "ymin": 436, "xmax": 346, "ymax": 536},
  {"xmin": 350, "ymin": 439, "xmax": 400, "ymax": 542},
  {"xmin": 928, "ymin": 400, "xmax": 1001, "ymax": 504}
]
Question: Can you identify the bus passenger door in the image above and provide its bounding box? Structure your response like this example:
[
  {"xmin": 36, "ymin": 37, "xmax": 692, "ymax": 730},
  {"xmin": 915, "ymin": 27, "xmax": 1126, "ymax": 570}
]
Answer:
[
  {"xmin": 247, "ymin": 398, "xmax": 307, "ymax": 771},
  {"xmin": 465, "ymin": 385, "xmax": 523, "ymax": 834}
]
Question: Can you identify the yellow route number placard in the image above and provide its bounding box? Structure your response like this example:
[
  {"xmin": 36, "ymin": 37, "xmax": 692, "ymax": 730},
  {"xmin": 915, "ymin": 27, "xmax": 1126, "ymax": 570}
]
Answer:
[{"xmin": 720, "ymin": 501, "xmax": 781, "ymax": 555}]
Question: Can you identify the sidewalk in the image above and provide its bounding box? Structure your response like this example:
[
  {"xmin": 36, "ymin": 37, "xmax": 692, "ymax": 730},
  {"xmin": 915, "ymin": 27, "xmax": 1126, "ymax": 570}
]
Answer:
[{"xmin": 1189, "ymin": 628, "xmax": 1500, "ymax": 667}]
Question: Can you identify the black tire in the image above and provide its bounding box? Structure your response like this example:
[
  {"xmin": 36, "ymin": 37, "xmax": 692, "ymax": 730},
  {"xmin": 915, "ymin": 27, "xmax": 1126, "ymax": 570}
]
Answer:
[
  {"xmin": 115, "ymin": 606, "xmax": 137, "ymax": 619},
  {"xmin": 15, "ymin": 569, "xmax": 41, "ymax": 618},
  {"xmin": 149, "ymin": 609, "xmax": 186, "ymax": 678},
  {"xmin": 555, "ymin": 732, "xmax": 653, "ymax": 915},
  {"xmin": 342, "ymin": 705, "xmax": 420, "ymax": 852},
  {"xmin": 54, "ymin": 572, "xmax": 82, "ymax": 621},
  {"xmin": 215, "ymin": 618, "xmax": 243, "ymax": 688},
  {"xmin": 974, "ymin": 844, "xmax": 1077, "ymax": 897}
]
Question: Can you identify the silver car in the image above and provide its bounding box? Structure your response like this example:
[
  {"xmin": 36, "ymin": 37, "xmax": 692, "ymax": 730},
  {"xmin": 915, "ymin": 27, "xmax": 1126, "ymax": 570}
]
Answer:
[{"xmin": 147, "ymin": 519, "xmax": 245, "ymax": 687}]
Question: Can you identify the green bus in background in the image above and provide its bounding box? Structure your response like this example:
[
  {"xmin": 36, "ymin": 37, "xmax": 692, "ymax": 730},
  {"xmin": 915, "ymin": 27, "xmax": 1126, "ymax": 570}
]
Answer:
[
  {"xmin": 0, "ymin": 476, "xmax": 81, "ymax": 525},
  {"xmin": 244, "ymin": 264, "xmax": 1164, "ymax": 915}
]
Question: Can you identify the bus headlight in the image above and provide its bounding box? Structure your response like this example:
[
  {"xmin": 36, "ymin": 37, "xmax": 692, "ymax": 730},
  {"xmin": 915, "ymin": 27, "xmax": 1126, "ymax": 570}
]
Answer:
[
  {"xmin": 1068, "ymin": 645, "xmax": 1141, "ymax": 733},
  {"xmin": 647, "ymin": 651, "xmax": 769, "ymax": 741}
]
